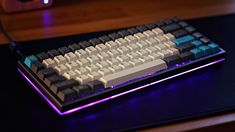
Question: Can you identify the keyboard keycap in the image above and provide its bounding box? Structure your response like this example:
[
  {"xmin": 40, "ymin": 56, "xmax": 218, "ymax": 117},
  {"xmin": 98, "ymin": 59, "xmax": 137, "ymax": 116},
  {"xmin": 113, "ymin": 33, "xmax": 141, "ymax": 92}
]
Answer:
[
  {"xmin": 68, "ymin": 43, "xmax": 81, "ymax": 52},
  {"xmin": 44, "ymin": 75, "xmax": 66, "ymax": 87},
  {"xmin": 179, "ymin": 51, "xmax": 193, "ymax": 61},
  {"xmin": 191, "ymin": 40, "xmax": 203, "ymax": 48},
  {"xmin": 47, "ymin": 49, "xmax": 60, "ymax": 58},
  {"xmin": 79, "ymin": 41, "xmax": 92, "ymax": 49},
  {"xmin": 208, "ymin": 43, "xmax": 220, "ymax": 53},
  {"xmin": 37, "ymin": 68, "xmax": 57, "ymax": 80},
  {"xmin": 192, "ymin": 32, "xmax": 203, "ymax": 39},
  {"xmin": 58, "ymin": 46, "xmax": 70, "ymax": 55},
  {"xmin": 161, "ymin": 23, "xmax": 181, "ymax": 33},
  {"xmin": 200, "ymin": 37, "xmax": 211, "ymax": 44},
  {"xmin": 36, "ymin": 52, "xmax": 49, "ymax": 62},
  {"xmin": 163, "ymin": 55, "xmax": 182, "ymax": 66},
  {"xmin": 172, "ymin": 29, "xmax": 188, "ymax": 38},
  {"xmin": 185, "ymin": 26, "xmax": 196, "ymax": 33},
  {"xmin": 87, "ymin": 80, "xmax": 105, "ymax": 91},
  {"xmin": 190, "ymin": 48, "xmax": 204, "ymax": 59},
  {"xmin": 198, "ymin": 45, "xmax": 212, "ymax": 55},
  {"xmin": 99, "ymin": 35, "xmax": 112, "ymax": 43},
  {"xmin": 24, "ymin": 55, "xmax": 38, "ymax": 68},
  {"xmin": 89, "ymin": 38, "xmax": 102, "ymax": 46},
  {"xmin": 51, "ymin": 79, "xmax": 79, "ymax": 94},
  {"xmin": 108, "ymin": 33, "xmax": 121, "ymax": 40},
  {"xmin": 58, "ymin": 88, "xmax": 77, "ymax": 102},
  {"xmin": 99, "ymin": 59, "xmax": 167, "ymax": 87},
  {"xmin": 172, "ymin": 35, "xmax": 195, "ymax": 46},
  {"xmin": 176, "ymin": 43, "xmax": 196, "ymax": 52},
  {"xmin": 118, "ymin": 30, "xmax": 131, "ymax": 37},
  {"xmin": 31, "ymin": 61, "xmax": 44, "ymax": 73}
]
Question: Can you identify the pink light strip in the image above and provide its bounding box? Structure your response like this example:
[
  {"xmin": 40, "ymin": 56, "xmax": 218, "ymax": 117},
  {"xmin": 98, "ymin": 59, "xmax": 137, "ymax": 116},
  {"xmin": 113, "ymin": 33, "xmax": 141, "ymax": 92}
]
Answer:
[{"xmin": 18, "ymin": 58, "xmax": 225, "ymax": 115}]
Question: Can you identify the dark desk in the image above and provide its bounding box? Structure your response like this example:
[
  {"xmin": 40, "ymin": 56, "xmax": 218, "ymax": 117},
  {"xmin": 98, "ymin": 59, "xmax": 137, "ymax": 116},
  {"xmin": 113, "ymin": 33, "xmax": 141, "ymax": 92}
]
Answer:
[{"xmin": 2, "ymin": 14, "xmax": 235, "ymax": 131}]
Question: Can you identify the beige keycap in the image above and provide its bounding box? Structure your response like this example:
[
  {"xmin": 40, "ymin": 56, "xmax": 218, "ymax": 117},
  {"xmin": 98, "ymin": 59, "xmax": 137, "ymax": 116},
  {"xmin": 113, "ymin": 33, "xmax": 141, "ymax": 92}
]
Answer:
[
  {"xmin": 136, "ymin": 41, "xmax": 149, "ymax": 49},
  {"xmin": 146, "ymin": 38, "xmax": 158, "ymax": 46},
  {"xmin": 54, "ymin": 64, "xmax": 68, "ymax": 74},
  {"xmin": 119, "ymin": 62, "xmax": 132, "ymax": 69},
  {"xmin": 99, "ymin": 59, "xmax": 167, "ymax": 87},
  {"xmin": 107, "ymin": 58, "xmax": 119, "ymax": 65},
  {"xmin": 42, "ymin": 58, "xmax": 56, "ymax": 68},
  {"xmin": 155, "ymin": 36, "xmax": 167, "ymax": 43},
  {"xmin": 146, "ymin": 47, "xmax": 158, "ymax": 54},
  {"xmin": 86, "ymin": 65, "xmax": 99, "ymax": 72},
  {"xmin": 98, "ymin": 68, "xmax": 112, "ymax": 76},
  {"xmin": 115, "ymin": 38, "xmax": 128, "ymax": 46},
  {"xmin": 155, "ymin": 44, "xmax": 167, "ymax": 50},
  {"xmin": 96, "ymin": 61, "xmax": 110, "ymax": 69},
  {"xmin": 149, "ymin": 53, "xmax": 161, "ymax": 60},
  {"xmin": 76, "ymin": 58, "xmax": 90, "ymax": 67},
  {"xmin": 63, "ymin": 71, "xmax": 77, "ymax": 79},
  {"xmin": 97, "ymin": 52, "xmax": 109, "ymax": 60},
  {"xmin": 125, "ymin": 35, "xmax": 138, "ymax": 43},
  {"xmin": 75, "ymin": 67, "xmax": 89, "ymax": 75},
  {"xmin": 64, "ymin": 52, "xmax": 77, "ymax": 61},
  {"xmin": 75, "ymin": 49, "xmax": 88, "ymax": 58},
  {"xmin": 117, "ymin": 46, "xmax": 129, "ymax": 54},
  {"xmin": 134, "ymin": 33, "xmax": 146, "ymax": 41},
  {"xmin": 152, "ymin": 28, "xmax": 163, "ymax": 36},
  {"xmin": 54, "ymin": 55, "xmax": 67, "ymax": 64},
  {"xmin": 137, "ymin": 49, "xmax": 148, "ymax": 56},
  {"xmin": 65, "ymin": 61, "xmax": 79, "ymax": 70},
  {"xmin": 167, "ymin": 48, "xmax": 179, "ymax": 55},
  {"xmin": 117, "ymin": 55, "xmax": 130, "ymax": 62},
  {"xmin": 95, "ymin": 44, "xmax": 108, "ymax": 52},
  {"xmin": 127, "ymin": 52, "xmax": 140, "ymax": 59},
  {"xmin": 88, "ymin": 72, "xmax": 102, "ymax": 80},
  {"xmin": 127, "ymin": 43, "xmax": 139, "ymax": 52},
  {"xmin": 105, "ymin": 41, "xmax": 119, "ymax": 49},
  {"xmin": 165, "ymin": 41, "xmax": 176, "ymax": 48},
  {"xmin": 76, "ymin": 75, "xmax": 91, "ymax": 84},
  {"xmin": 85, "ymin": 46, "xmax": 98, "ymax": 55},
  {"xmin": 158, "ymin": 50, "xmax": 171, "ymax": 58},
  {"xmin": 164, "ymin": 33, "xmax": 175, "ymax": 40},
  {"xmin": 87, "ymin": 55, "xmax": 100, "ymax": 64},
  {"xmin": 129, "ymin": 59, "xmax": 143, "ymax": 66},
  {"xmin": 143, "ymin": 30, "xmax": 155, "ymax": 38},
  {"xmin": 107, "ymin": 49, "xmax": 120, "ymax": 57},
  {"xmin": 109, "ymin": 65, "xmax": 122, "ymax": 72}
]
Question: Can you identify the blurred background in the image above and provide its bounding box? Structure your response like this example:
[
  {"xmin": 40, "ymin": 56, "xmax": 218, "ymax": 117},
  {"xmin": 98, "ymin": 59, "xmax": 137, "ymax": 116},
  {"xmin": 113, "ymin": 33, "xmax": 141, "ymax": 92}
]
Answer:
[{"xmin": 0, "ymin": 0, "xmax": 235, "ymax": 44}]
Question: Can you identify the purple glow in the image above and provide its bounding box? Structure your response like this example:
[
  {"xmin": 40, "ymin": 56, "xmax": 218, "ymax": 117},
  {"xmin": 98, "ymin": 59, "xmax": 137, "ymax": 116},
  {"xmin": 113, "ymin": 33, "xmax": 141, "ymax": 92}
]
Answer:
[{"xmin": 18, "ymin": 58, "xmax": 225, "ymax": 115}]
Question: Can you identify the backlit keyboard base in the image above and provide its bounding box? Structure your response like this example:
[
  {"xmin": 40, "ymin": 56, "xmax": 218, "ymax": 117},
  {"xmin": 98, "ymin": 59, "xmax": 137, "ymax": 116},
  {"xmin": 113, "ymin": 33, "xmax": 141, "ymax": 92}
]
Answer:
[{"xmin": 18, "ymin": 17, "xmax": 226, "ymax": 115}]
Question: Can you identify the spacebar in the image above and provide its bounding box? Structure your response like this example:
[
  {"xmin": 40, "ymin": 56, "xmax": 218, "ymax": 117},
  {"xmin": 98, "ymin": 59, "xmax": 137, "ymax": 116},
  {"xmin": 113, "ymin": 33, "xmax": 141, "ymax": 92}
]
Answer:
[{"xmin": 99, "ymin": 59, "xmax": 167, "ymax": 87}]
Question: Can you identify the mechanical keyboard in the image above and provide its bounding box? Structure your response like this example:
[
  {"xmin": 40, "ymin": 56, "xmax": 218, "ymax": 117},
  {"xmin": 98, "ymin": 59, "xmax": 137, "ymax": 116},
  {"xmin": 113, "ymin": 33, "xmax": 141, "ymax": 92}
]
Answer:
[{"xmin": 18, "ymin": 17, "xmax": 226, "ymax": 115}]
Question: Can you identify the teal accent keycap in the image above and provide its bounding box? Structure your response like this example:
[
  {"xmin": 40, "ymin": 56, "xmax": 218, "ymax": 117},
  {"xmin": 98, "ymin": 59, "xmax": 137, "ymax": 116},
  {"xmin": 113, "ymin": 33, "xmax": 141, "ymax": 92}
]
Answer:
[
  {"xmin": 190, "ymin": 48, "xmax": 204, "ymax": 59},
  {"xmin": 172, "ymin": 35, "xmax": 195, "ymax": 46},
  {"xmin": 198, "ymin": 45, "xmax": 211, "ymax": 55},
  {"xmin": 24, "ymin": 55, "xmax": 38, "ymax": 68},
  {"xmin": 208, "ymin": 43, "xmax": 220, "ymax": 53},
  {"xmin": 191, "ymin": 40, "xmax": 203, "ymax": 47}
]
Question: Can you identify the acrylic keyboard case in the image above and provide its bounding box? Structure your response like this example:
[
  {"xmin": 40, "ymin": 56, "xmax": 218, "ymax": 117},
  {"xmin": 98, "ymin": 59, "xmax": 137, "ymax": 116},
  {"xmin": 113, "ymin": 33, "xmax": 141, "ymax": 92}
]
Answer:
[{"xmin": 18, "ymin": 17, "xmax": 226, "ymax": 115}]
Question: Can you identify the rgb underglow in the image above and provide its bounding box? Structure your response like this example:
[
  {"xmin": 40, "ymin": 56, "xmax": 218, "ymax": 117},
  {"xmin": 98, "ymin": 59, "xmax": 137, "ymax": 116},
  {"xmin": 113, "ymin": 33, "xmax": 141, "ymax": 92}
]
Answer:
[
  {"xmin": 18, "ymin": 58, "xmax": 225, "ymax": 115},
  {"xmin": 44, "ymin": 0, "xmax": 49, "ymax": 4}
]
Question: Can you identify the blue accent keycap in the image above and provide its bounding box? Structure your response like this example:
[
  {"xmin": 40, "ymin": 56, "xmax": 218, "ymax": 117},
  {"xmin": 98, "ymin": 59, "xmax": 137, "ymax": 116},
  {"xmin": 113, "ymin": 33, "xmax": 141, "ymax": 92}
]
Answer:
[
  {"xmin": 198, "ymin": 45, "xmax": 211, "ymax": 55},
  {"xmin": 191, "ymin": 40, "xmax": 203, "ymax": 47},
  {"xmin": 208, "ymin": 43, "xmax": 220, "ymax": 53},
  {"xmin": 172, "ymin": 35, "xmax": 195, "ymax": 46},
  {"xmin": 190, "ymin": 48, "xmax": 204, "ymax": 59},
  {"xmin": 24, "ymin": 55, "xmax": 38, "ymax": 68}
]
